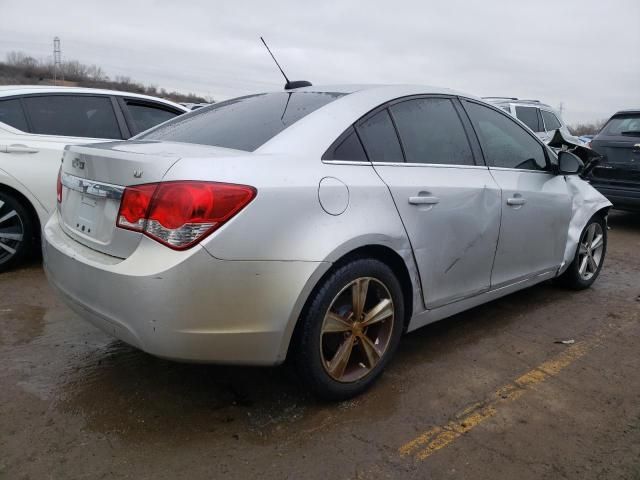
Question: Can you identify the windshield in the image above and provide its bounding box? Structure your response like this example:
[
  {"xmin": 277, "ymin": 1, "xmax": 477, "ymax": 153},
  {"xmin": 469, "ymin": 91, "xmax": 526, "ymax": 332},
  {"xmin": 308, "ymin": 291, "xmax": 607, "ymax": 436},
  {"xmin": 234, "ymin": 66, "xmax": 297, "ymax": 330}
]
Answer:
[
  {"xmin": 138, "ymin": 91, "xmax": 345, "ymax": 151},
  {"xmin": 603, "ymin": 114, "xmax": 640, "ymax": 136}
]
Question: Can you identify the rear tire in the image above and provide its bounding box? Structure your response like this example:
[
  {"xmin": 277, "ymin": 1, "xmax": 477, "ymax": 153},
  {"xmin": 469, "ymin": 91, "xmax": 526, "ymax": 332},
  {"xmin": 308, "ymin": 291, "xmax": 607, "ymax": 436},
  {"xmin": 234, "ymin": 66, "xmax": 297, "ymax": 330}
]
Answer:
[
  {"xmin": 293, "ymin": 258, "xmax": 404, "ymax": 400},
  {"xmin": 556, "ymin": 214, "xmax": 607, "ymax": 290},
  {"xmin": 0, "ymin": 192, "xmax": 34, "ymax": 273}
]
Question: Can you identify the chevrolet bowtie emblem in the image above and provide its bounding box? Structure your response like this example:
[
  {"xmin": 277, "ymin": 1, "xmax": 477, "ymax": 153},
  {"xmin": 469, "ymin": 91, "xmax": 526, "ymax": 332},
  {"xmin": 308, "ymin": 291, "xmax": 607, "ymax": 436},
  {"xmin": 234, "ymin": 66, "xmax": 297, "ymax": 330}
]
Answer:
[{"xmin": 72, "ymin": 158, "xmax": 85, "ymax": 170}]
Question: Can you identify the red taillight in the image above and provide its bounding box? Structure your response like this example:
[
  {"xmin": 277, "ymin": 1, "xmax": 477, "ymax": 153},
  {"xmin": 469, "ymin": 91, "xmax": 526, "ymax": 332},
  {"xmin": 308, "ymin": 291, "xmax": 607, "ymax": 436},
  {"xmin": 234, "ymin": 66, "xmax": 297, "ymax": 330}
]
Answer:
[
  {"xmin": 116, "ymin": 181, "xmax": 256, "ymax": 250},
  {"xmin": 116, "ymin": 184, "xmax": 157, "ymax": 231},
  {"xmin": 56, "ymin": 168, "xmax": 62, "ymax": 203}
]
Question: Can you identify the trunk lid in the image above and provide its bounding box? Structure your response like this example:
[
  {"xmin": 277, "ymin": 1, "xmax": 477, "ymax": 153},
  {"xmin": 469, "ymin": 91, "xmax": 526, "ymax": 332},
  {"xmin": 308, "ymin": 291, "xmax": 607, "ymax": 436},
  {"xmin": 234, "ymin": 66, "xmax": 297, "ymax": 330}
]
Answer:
[{"xmin": 59, "ymin": 140, "xmax": 243, "ymax": 258}]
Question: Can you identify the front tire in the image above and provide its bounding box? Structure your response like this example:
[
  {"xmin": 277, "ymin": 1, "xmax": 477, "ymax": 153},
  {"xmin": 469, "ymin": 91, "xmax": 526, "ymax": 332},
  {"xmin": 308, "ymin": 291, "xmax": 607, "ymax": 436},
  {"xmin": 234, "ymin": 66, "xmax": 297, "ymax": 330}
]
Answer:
[
  {"xmin": 293, "ymin": 258, "xmax": 405, "ymax": 400},
  {"xmin": 556, "ymin": 214, "xmax": 607, "ymax": 290},
  {"xmin": 0, "ymin": 192, "xmax": 33, "ymax": 273}
]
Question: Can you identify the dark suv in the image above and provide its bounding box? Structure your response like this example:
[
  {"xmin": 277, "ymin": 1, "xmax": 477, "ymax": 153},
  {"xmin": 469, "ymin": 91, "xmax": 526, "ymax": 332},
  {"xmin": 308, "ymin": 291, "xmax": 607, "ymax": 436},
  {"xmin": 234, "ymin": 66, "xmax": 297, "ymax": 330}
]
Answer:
[{"xmin": 587, "ymin": 110, "xmax": 640, "ymax": 211}]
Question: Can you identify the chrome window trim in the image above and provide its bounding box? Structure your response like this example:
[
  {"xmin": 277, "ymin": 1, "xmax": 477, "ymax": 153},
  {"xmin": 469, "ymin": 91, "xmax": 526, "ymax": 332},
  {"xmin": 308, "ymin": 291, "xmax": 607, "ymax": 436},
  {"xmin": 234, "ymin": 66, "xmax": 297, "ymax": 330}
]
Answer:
[
  {"xmin": 323, "ymin": 159, "xmax": 490, "ymax": 169},
  {"xmin": 372, "ymin": 161, "xmax": 488, "ymax": 169},
  {"xmin": 322, "ymin": 160, "xmax": 372, "ymax": 166},
  {"xmin": 488, "ymin": 166, "xmax": 554, "ymax": 174},
  {"xmin": 61, "ymin": 172, "xmax": 124, "ymax": 200}
]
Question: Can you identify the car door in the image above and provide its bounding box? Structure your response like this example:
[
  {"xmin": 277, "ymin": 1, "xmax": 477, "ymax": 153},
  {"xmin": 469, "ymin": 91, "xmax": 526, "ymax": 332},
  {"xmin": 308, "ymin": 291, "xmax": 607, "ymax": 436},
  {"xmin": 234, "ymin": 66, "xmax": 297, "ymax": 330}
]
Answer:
[
  {"xmin": 461, "ymin": 99, "xmax": 573, "ymax": 288},
  {"xmin": 358, "ymin": 96, "xmax": 502, "ymax": 309},
  {"xmin": 0, "ymin": 94, "xmax": 125, "ymax": 216}
]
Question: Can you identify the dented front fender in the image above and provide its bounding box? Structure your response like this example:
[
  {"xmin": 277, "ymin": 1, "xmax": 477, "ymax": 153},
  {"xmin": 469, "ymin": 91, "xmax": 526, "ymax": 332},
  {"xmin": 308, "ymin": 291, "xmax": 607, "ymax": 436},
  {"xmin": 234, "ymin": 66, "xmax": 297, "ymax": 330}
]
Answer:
[{"xmin": 559, "ymin": 176, "xmax": 612, "ymax": 274}]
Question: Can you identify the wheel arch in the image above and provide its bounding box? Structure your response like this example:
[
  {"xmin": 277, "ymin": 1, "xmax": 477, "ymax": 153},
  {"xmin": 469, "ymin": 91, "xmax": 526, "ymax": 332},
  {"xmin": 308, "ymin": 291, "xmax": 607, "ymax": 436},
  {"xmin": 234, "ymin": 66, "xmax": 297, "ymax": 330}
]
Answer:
[{"xmin": 280, "ymin": 241, "xmax": 420, "ymax": 363}]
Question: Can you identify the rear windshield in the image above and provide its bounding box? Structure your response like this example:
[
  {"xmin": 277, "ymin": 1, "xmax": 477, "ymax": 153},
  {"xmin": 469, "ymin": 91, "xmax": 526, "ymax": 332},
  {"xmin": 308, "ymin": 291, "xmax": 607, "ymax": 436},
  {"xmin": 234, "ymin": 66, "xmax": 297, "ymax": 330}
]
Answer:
[
  {"xmin": 138, "ymin": 91, "xmax": 345, "ymax": 151},
  {"xmin": 603, "ymin": 114, "xmax": 640, "ymax": 136}
]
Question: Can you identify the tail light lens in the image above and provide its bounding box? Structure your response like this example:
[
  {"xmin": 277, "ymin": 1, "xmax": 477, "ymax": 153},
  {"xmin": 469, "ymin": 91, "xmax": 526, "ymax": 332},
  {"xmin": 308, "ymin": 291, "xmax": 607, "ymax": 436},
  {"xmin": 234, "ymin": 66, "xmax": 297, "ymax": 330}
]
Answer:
[
  {"xmin": 56, "ymin": 167, "xmax": 62, "ymax": 203},
  {"xmin": 116, "ymin": 181, "xmax": 256, "ymax": 250}
]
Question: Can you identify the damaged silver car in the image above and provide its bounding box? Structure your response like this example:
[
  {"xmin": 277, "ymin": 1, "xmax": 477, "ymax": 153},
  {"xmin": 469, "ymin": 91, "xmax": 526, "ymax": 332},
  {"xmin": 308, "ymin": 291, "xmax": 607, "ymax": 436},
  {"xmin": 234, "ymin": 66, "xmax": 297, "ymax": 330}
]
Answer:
[{"xmin": 43, "ymin": 85, "xmax": 611, "ymax": 400}]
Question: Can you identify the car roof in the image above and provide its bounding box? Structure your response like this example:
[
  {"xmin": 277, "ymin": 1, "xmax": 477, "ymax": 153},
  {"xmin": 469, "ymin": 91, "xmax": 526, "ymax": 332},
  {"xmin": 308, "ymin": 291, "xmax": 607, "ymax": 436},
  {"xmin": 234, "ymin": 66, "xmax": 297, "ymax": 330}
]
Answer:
[
  {"xmin": 611, "ymin": 109, "xmax": 640, "ymax": 116},
  {"xmin": 290, "ymin": 83, "xmax": 471, "ymax": 98},
  {"xmin": 0, "ymin": 85, "xmax": 188, "ymax": 111},
  {"xmin": 483, "ymin": 97, "xmax": 566, "ymax": 122},
  {"xmin": 484, "ymin": 97, "xmax": 555, "ymax": 110}
]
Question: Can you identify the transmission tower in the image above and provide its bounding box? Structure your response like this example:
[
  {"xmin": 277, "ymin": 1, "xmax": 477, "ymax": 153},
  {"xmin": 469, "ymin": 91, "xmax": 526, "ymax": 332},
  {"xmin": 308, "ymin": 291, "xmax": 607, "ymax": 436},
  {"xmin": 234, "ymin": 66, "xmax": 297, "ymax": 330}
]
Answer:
[{"xmin": 53, "ymin": 37, "xmax": 62, "ymax": 84}]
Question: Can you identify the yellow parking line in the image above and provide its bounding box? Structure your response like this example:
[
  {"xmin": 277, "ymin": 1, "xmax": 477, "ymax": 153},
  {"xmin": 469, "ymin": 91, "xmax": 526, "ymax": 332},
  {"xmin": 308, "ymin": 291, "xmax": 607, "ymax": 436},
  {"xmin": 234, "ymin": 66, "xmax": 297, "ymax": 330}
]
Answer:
[{"xmin": 399, "ymin": 341, "xmax": 591, "ymax": 461}]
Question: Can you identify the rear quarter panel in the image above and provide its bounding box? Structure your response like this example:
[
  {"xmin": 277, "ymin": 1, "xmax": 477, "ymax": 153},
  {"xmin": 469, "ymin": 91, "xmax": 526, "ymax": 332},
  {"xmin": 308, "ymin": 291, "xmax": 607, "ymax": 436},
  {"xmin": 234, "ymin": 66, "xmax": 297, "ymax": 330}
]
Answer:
[
  {"xmin": 163, "ymin": 154, "xmax": 424, "ymax": 359},
  {"xmin": 164, "ymin": 155, "xmax": 412, "ymax": 263}
]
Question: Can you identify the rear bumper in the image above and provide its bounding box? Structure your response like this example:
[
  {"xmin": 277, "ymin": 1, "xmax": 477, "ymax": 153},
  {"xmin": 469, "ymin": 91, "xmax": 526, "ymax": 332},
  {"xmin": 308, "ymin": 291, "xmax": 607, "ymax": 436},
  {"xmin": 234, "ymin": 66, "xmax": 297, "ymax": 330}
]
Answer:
[
  {"xmin": 590, "ymin": 183, "xmax": 640, "ymax": 211},
  {"xmin": 43, "ymin": 211, "xmax": 328, "ymax": 365}
]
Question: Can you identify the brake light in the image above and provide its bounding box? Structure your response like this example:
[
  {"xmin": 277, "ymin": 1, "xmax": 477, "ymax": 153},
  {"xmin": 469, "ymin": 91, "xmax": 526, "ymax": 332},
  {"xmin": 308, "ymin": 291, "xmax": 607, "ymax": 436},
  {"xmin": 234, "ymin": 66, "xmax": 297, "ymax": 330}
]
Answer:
[
  {"xmin": 56, "ymin": 167, "xmax": 62, "ymax": 203},
  {"xmin": 116, "ymin": 181, "xmax": 256, "ymax": 250},
  {"xmin": 117, "ymin": 184, "xmax": 157, "ymax": 231}
]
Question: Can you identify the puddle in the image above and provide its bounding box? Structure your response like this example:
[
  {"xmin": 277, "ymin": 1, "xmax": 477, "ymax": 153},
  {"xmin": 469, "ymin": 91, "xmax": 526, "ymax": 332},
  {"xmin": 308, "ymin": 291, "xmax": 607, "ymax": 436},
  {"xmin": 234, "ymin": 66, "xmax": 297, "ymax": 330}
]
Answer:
[{"xmin": 0, "ymin": 304, "xmax": 47, "ymax": 346}]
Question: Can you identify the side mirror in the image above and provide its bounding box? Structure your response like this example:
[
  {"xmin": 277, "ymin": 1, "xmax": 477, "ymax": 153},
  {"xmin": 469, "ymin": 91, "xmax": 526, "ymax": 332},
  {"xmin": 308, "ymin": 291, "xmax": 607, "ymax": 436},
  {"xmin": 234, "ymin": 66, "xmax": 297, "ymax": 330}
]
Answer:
[{"xmin": 557, "ymin": 151, "xmax": 584, "ymax": 175}]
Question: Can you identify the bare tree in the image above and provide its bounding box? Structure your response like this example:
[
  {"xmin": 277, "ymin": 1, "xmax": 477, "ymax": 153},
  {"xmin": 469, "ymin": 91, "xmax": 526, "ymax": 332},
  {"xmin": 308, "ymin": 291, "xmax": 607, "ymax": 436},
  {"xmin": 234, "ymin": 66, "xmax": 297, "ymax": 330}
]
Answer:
[
  {"xmin": 568, "ymin": 120, "xmax": 607, "ymax": 136},
  {"xmin": 1, "ymin": 50, "xmax": 209, "ymax": 103}
]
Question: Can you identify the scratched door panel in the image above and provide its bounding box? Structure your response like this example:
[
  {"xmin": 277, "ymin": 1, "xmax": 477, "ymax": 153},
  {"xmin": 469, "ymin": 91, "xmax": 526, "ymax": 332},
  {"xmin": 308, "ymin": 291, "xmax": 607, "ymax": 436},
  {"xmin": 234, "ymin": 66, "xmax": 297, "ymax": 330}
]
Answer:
[{"xmin": 374, "ymin": 164, "xmax": 501, "ymax": 308}]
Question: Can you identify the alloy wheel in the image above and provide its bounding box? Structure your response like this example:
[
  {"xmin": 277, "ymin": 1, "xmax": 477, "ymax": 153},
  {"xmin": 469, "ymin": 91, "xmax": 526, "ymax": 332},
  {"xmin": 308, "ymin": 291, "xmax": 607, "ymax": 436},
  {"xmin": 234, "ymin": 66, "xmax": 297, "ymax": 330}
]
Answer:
[
  {"xmin": 578, "ymin": 222, "xmax": 604, "ymax": 281},
  {"xmin": 0, "ymin": 199, "xmax": 24, "ymax": 265},
  {"xmin": 320, "ymin": 277, "xmax": 395, "ymax": 383}
]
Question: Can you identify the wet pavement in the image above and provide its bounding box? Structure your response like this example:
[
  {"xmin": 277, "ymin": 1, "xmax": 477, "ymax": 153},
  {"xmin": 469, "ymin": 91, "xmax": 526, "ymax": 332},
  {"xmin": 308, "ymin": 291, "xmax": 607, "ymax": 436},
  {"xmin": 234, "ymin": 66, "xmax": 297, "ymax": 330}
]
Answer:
[{"xmin": 1, "ymin": 211, "xmax": 639, "ymax": 479}]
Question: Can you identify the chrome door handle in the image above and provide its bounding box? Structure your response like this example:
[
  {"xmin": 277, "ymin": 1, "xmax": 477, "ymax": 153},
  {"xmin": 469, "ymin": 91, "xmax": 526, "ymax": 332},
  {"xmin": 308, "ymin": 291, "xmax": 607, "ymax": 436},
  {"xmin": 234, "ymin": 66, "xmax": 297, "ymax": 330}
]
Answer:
[
  {"xmin": 4, "ymin": 144, "xmax": 39, "ymax": 154},
  {"xmin": 409, "ymin": 196, "xmax": 440, "ymax": 205},
  {"xmin": 507, "ymin": 197, "xmax": 526, "ymax": 206}
]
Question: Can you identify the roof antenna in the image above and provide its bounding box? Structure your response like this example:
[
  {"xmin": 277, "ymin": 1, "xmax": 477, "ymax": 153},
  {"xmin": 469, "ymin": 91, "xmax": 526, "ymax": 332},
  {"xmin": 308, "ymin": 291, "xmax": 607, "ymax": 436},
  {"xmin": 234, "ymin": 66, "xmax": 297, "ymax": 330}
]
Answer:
[{"xmin": 260, "ymin": 37, "xmax": 312, "ymax": 91}]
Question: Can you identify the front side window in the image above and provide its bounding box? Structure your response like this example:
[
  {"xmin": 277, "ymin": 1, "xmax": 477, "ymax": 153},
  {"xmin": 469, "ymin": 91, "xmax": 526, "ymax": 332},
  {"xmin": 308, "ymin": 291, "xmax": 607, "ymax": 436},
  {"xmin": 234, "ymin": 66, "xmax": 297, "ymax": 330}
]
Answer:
[
  {"xmin": 463, "ymin": 101, "xmax": 547, "ymax": 171},
  {"xmin": 0, "ymin": 98, "xmax": 28, "ymax": 131},
  {"xmin": 140, "ymin": 92, "xmax": 344, "ymax": 151},
  {"xmin": 541, "ymin": 110, "xmax": 562, "ymax": 131},
  {"xmin": 126, "ymin": 102, "xmax": 181, "ymax": 134},
  {"xmin": 389, "ymin": 98, "xmax": 474, "ymax": 165},
  {"xmin": 515, "ymin": 106, "xmax": 542, "ymax": 132},
  {"xmin": 356, "ymin": 109, "xmax": 404, "ymax": 162},
  {"xmin": 23, "ymin": 95, "xmax": 121, "ymax": 139}
]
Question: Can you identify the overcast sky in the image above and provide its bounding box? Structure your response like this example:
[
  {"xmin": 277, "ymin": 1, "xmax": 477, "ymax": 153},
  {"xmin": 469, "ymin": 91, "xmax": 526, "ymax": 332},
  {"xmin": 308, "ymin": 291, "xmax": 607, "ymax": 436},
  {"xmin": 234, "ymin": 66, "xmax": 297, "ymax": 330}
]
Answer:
[{"xmin": 1, "ymin": 0, "xmax": 638, "ymax": 123}]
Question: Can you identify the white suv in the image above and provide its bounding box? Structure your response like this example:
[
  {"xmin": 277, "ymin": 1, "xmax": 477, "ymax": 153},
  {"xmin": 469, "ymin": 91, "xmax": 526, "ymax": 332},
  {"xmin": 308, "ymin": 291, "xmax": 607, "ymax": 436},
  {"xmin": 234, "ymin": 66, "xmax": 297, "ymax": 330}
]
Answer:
[
  {"xmin": 0, "ymin": 86, "xmax": 188, "ymax": 271},
  {"xmin": 483, "ymin": 97, "xmax": 578, "ymax": 144}
]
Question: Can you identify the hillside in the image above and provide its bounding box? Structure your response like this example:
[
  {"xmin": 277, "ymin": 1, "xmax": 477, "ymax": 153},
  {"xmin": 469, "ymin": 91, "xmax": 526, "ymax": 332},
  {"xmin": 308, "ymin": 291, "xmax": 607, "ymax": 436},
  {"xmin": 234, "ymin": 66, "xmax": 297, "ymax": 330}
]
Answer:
[{"xmin": 0, "ymin": 51, "xmax": 210, "ymax": 104}]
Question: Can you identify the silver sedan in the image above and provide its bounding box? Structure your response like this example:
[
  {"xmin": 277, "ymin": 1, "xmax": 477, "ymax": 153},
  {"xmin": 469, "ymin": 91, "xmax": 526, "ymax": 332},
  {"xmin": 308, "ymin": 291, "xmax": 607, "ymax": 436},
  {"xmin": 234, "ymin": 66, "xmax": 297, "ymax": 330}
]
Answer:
[{"xmin": 43, "ymin": 85, "xmax": 611, "ymax": 399}]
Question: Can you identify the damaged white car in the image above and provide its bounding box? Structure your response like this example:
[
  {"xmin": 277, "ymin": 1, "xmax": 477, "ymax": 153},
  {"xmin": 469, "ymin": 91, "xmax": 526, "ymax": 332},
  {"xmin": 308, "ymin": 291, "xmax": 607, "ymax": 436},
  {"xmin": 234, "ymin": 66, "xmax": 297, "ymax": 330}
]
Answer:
[{"xmin": 43, "ymin": 85, "xmax": 611, "ymax": 400}]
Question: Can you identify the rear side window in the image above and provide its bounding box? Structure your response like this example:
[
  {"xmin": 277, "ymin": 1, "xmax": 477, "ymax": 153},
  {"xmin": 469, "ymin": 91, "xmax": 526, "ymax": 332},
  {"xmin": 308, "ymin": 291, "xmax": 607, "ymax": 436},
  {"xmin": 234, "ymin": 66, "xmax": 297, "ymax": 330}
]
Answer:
[
  {"xmin": 356, "ymin": 109, "xmax": 404, "ymax": 162},
  {"xmin": 0, "ymin": 99, "xmax": 28, "ymax": 131},
  {"xmin": 515, "ymin": 106, "xmax": 542, "ymax": 132},
  {"xmin": 602, "ymin": 114, "xmax": 640, "ymax": 136},
  {"xmin": 389, "ymin": 98, "xmax": 474, "ymax": 165},
  {"xmin": 125, "ymin": 101, "xmax": 181, "ymax": 134},
  {"xmin": 23, "ymin": 95, "xmax": 122, "ymax": 139},
  {"xmin": 322, "ymin": 127, "xmax": 368, "ymax": 161},
  {"xmin": 463, "ymin": 101, "xmax": 547, "ymax": 171},
  {"xmin": 541, "ymin": 110, "xmax": 561, "ymax": 131},
  {"xmin": 139, "ymin": 92, "xmax": 344, "ymax": 151}
]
